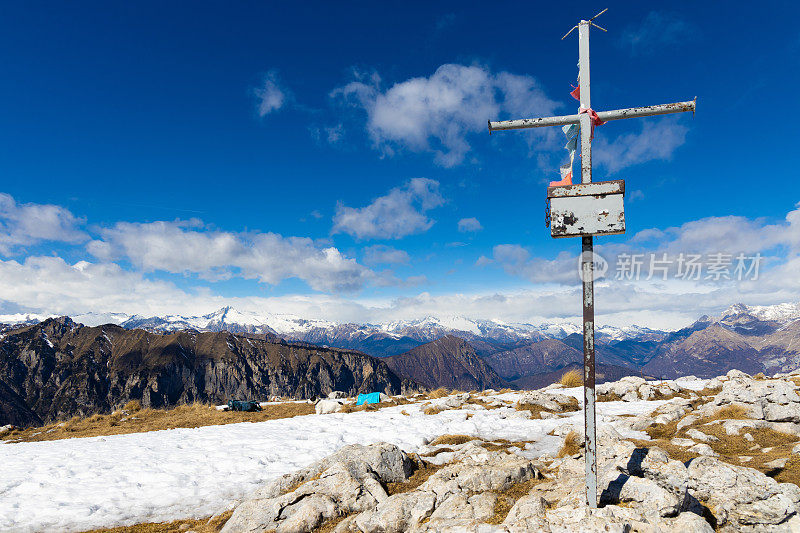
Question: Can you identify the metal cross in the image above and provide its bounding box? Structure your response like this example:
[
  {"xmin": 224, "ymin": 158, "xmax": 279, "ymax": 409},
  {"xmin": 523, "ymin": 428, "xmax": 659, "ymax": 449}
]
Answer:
[{"xmin": 488, "ymin": 13, "xmax": 695, "ymax": 508}]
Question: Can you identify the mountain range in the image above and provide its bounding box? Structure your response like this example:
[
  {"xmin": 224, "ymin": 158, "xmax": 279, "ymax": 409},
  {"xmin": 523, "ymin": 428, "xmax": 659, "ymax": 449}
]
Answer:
[
  {"xmin": 2, "ymin": 301, "xmax": 800, "ymax": 428},
  {"xmin": 1, "ymin": 305, "xmax": 686, "ymax": 355}
]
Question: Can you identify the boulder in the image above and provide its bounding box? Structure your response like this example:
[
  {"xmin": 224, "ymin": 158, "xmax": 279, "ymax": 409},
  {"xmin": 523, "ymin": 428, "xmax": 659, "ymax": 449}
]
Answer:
[
  {"xmin": 688, "ymin": 443, "xmax": 718, "ymax": 457},
  {"xmin": 222, "ymin": 443, "xmax": 414, "ymax": 533},
  {"xmin": 353, "ymin": 492, "xmax": 437, "ymax": 533},
  {"xmin": 502, "ymin": 494, "xmax": 549, "ymax": 532},
  {"xmin": 517, "ymin": 391, "xmax": 576, "ymax": 412},
  {"xmin": 328, "ymin": 391, "xmax": 347, "ymax": 399},
  {"xmin": 666, "ymin": 512, "xmax": 715, "ymax": 533},
  {"xmin": 764, "ymin": 403, "xmax": 800, "ymax": 423},
  {"xmin": 419, "ymin": 449, "xmax": 539, "ymax": 506},
  {"xmin": 687, "ymin": 456, "xmax": 797, "ymax": 529}
]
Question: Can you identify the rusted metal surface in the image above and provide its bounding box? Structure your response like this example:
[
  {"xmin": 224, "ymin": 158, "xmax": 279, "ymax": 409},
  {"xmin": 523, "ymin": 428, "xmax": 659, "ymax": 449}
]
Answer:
[
  {"xmin": 548, "ymin": 179, "xmax": 624, "ymax": 198},
  {"xmin": 548, "ymin": 180, "xmax": 626, "ymax": 238},
  {"xmin": 549, "ymin": 191, "xmax": 625, "ymax": 238},
  {"xmin": 487, "ymin": 99, "xmax": 696, "ymax": 132},
  {"xmin": 578, "ymin": 21, "xmax": 598, "ymax": 509},
  {"xmin": 582, "ymin": 234, "xmax": 598, "ymax": 509}
]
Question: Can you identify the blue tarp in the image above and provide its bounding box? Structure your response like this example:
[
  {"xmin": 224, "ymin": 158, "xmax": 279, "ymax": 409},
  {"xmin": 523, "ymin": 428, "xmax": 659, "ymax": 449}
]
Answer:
[{"xmin": 356, "ymin": 392, "xmax": 381, "ymax": 406}]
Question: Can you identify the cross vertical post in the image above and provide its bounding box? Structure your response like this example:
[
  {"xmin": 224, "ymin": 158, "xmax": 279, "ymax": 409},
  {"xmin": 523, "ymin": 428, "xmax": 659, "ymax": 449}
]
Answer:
[
  {"xmin": 487, "ymin": 9, "xmax": 695, "ymax": 512},
  {"xmin": 577, "ymin": 19, "xmax": 598, "ymax": 509}
]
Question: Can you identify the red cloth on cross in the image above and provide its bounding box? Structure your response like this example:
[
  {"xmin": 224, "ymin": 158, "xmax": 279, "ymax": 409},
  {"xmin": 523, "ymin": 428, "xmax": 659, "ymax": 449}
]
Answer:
[{"xmin": 579, "ymin": 108, "xmax": 605, "ymax": 140}]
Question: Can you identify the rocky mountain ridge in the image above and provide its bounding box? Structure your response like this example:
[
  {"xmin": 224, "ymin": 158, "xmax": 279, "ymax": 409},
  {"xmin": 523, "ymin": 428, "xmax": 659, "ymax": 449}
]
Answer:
[
  {"xmin": 384, "ymin": 336, "xmax": 509, "ymax": 391},
  {"xmin": 0, "ymin": 317, "xmax": 411, "ymax": 427}
]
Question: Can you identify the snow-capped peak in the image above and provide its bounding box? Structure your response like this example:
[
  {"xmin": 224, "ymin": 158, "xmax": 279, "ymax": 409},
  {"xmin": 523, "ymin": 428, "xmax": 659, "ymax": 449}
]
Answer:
[{"xmin": 719, "ymin": 302, "xmax": 800, "ymax": 323}]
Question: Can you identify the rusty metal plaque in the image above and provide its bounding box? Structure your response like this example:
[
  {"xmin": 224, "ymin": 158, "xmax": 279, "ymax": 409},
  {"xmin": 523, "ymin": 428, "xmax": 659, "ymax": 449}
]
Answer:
[{"xmin": 547, "ymin": 180, "xmax": 625, "ymax": 238}]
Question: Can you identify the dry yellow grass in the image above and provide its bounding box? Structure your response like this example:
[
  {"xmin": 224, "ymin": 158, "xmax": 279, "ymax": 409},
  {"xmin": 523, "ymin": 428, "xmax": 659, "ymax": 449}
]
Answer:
[
  {"xmin": 122, "ymin": 400, "xmax": 142, "ymax": 412},
  {"xmin": 431, "ymin": 434, "xmax": 477, "ymax": 446},
  {"xmin": 385, "ymin": 457, "xmax": 444, "ymax": 495},
  {"xmin": 463, "ymin": 396, "xmax": 502, "ymax": 410},
  {"xmin": 479, "ymin": 439, "xmax": 533, "ymax": 453},
  {"xmin": 559, "ymin": 369, "xmax": 582, "ymax": 388},
  {"xmin": 83, "ymin": 510, "xmax": 232, "ymax": 533},
  {"xmin": 422, "ymin": 405, "xmax": 444, "ymax": 416},
  {"xmin": 428, "ymin": 388, "xmax": 450, "ymax": 399},
  {"xmin": 557, "ymin": 431, "xmax": 581, "ymax": 458},
  {"xmin": 4, "ymin": 402, "xmax": 315, "ymax": 443},
  {"xmin": 486, "ymin": 476, "xmax": 546, "ymax": 524}
]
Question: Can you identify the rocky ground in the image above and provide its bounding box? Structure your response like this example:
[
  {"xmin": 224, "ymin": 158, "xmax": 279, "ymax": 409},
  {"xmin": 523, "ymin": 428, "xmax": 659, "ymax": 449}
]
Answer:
[{"xmin": 219, "ymin": 369, "xmax": 800, "ymax": 533}]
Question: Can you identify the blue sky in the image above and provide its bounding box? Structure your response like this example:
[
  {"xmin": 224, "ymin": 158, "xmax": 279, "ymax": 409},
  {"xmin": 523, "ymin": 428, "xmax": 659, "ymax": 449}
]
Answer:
[{"xmin": 1, "ymin": 1, "xmax": 799, "ymax": 329}]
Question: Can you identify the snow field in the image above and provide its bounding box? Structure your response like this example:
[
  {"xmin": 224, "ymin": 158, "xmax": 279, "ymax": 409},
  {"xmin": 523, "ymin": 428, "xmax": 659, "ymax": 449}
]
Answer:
[{"xmin": 0, "ymin": 383, "xmax": 701, "ymax": 532}]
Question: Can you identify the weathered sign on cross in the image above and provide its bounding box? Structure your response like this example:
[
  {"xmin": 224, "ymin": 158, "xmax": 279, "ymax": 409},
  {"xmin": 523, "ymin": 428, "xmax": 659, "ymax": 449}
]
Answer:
[{"xmin": 488, "ymin": 10, "xmax": 696, "ymax": 508}]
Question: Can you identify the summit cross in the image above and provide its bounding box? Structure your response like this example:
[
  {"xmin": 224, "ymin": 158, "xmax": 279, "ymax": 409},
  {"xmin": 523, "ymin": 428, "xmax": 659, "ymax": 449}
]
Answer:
[{"xmin": 487, "ymin": 11, "xmax": 696, "ymax": 508}]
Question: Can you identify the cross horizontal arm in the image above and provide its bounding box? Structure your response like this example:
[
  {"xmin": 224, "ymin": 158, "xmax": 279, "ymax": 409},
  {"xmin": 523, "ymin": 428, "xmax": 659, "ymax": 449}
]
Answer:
[{"xmin": 488, "ymin": 99, "xmax": 696, "ymax": 132}]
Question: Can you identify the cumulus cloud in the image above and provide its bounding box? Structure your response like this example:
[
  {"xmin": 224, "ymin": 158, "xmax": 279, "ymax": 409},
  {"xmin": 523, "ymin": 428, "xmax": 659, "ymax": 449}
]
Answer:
[
  {"xmin": 88, "ymin": 219, "xmax": 371, "ymax": 292},
  {"xmin": 363, "ymin": 244, "xmax": 410, "ymax": 265},
  {"xmin": 332, "ymin": 178, "xmax": 444, "ymax": 240},
  {"xmin": 332, "ymin": 64, "xmax": 559, "ymax": 167},
  {"xmin": 620, "ymin": 12, "xmax": 696, "ymax": 56},
  {"xmin": 457, "ymin": 217, "xmax": 483, "ymax": 232},
  {"xmin": 0, "ymin": 254, "xmax": 788, "ymax": 332},
  {"xmin": 0, "ymin": 256, "xmax": 198, "ymax": 317},
  {"xmin": 491, "ymin": 204, "xmax": 800, "ymax": 287},
  {"xmin": 0, "ymin": 193, "xmax": 86, "ymax": 254},
  {"xmin": 631, "ymin": 205, "xmax": 800, "ymax": 256},
  {"xmin": 594, "ymin": 116, "xmax": 689, "ymax": 172},
  {"xmin": 255, "ymin": 71, "xmax": 289, "ymax": 116}
]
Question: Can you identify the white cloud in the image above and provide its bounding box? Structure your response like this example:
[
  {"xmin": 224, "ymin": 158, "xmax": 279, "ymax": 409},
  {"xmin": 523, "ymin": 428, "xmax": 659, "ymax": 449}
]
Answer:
[
  {"xmin": 475, "ymin": 255, "xmax": 492, "ymax": 267},
  {"xmin": 332, "ymin": 178, "xmax": 444, "ymax": 240},
  {"xmin": 620, "ymin": 12, "xmax": 695, "ymax": 56},
  {"xmin": 490, "ymin": 203, "xmax": 800, "ymax": 290},
  {"xmin": 0, "ymin": 193, "xmax": 86, "ymax": 254},
  {"xmin": 332, "ymin": 64, "xmax": 559, "ymax": 167},
  {"xmin": 255, "ymin": 71, "xmax": 288, "ymax": 116},
  {"xmin": 88, "ymin": 219, "xmax": 371, "ymax": 292},
  {"xmin": 594, "ymin": 116, "xmax": 689, "ymax": 172},
  {"xmin": 363, "ymin": 245, "xmax": 410, "ymax": 265},
  {"xmin": 492, "ymin": 244, "xmax": 529, "ymax": 264},
  {"xmin": 0, "ymin": 255, "xmax": 781, "ymax": 331},
  {"xmin": 457, "ymin": 217, "xmax": 483, "ymax": 232},
  {"xmin": 0, "ymin": 256, "xmax": 200, "ymax": 317}
]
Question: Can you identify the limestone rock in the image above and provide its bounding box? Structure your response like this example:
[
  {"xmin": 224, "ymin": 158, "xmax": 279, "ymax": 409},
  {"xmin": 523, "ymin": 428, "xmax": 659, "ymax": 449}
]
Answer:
[
  {"xmin": 677, "ymin": 414, "xmax": 699, "ymax": 430},
  {"xmin": 687, "ymin": 456, "xmax": 797, "ymax": 529},
  {"xmin": 764, "ymin": 402, "xmax": 800, "ymax": 423},
  {"xmin": 688, "ymin": 443, "xmax": 718, "ymax": 457},
  {"xmin": 222, "ymin": 443, "xmax": 413, "ymax": 533},
  {"xmin": 517, "ymin": 391, "xmax": 576, "ymax": 412},
  {"xmin": 686, "ymin": 428, "xmax": 718, "ymax": 442},
  {"xmin": 353, "ymin": 491, "xmax": 436, "ymax": 533},
  {"xmin": 502, "ymin": 494, "xmax": 549, "ymax": 532},
  {"xmin": 667, "ymin": 512, "xmax": 715, "ymax": 533},
  {"xmin": 419, "ymin": 449, "xmax": 539, "ymax": 506}
]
